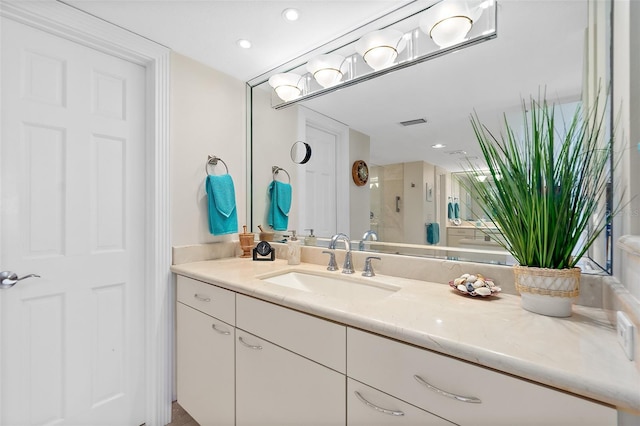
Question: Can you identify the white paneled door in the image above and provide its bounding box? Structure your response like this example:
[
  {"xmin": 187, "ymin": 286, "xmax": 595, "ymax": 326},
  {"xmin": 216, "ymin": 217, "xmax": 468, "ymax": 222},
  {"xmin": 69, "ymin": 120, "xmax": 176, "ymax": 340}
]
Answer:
[{"xmin": 1, "ymin": 17, "xmax": 146, "ymax": 426}]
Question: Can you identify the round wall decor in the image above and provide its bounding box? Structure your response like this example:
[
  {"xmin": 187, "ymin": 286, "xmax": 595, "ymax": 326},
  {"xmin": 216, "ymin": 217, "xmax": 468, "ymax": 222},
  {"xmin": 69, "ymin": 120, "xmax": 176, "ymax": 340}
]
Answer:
[{"xmin": 352, "ymin": 160, "xmax": 369, "ymax": 186}]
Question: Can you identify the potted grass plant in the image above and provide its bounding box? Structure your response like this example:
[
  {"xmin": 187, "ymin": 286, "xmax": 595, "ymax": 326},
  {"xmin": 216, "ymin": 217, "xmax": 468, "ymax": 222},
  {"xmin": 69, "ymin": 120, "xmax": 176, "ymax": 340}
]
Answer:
[{"xmin": 460, "ymin": 94, "xmax": 613, "ymax": 317}]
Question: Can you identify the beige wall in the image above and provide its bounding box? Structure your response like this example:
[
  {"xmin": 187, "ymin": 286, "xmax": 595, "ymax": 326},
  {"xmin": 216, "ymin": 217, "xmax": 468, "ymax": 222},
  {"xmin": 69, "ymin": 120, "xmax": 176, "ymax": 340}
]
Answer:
[
  {"xmin": 349, "ymin": 129, "xmax": 371, "ymax": 239},
  {"xmin": 170, "ymin": 52, "xmax": 247, "ymax": 246},
  {"xmin": 251, "ymin": 85, "xmax": 298, "ymax": 234},
  {"xmin": 403, "ymin": 162, "xmax": 424, "ymax": 245}
]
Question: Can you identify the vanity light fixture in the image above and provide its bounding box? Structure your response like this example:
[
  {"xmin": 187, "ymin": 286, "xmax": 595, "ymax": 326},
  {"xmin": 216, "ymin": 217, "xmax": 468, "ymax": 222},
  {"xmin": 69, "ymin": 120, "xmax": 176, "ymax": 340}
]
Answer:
[
  {"xmin": 419, "ymin": 0, "xmax": 484, "ymax": 48},
  {"xmin": 282, "ymin": 8, "xmax": 300, "ymax": 21},
  {"xmin": 268, "ymin": 72, "xmax": 305, "ymax": 102},
  {"xmin": 263, "ymin": 0, "xmax": 496, "ymax": 108},
  {"xmin": 306, "ymin": 54, "xmax": 348, "ymax": 88},
  {"xmin": 354, "ymin": 28, "xmax": 407, "ymax": 71}
]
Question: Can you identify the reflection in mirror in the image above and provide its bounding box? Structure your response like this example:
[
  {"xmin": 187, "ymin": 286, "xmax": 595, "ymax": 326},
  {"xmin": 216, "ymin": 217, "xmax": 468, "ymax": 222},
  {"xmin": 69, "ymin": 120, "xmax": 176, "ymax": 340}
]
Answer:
[
  {"xmin": 250, "ymin": 0, "xmax": 611, "ymax": 271},
  {"xmin": 290, "ymin": 141, "xmax": 312, "ymax": 164}
]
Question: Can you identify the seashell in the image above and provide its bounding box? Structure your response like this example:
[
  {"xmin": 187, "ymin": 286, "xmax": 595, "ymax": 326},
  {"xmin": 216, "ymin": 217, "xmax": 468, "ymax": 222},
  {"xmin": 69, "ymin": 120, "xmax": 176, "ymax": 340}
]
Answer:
[
  {"xmin": 473, "ymin": 278, "xmax": 485, "ymax": 288},
  {"xmin": 475, "ymin": 287, "xmax": 492, "ymax": 296},
  {"xmin": 457, "ymin": 284, "xmax": 468, "ymax": 293},
  {"xmin": 466, "ymin": 282, "xmax": 475, "ymax": 292},
  {"xmin": 454, "ymin": 277, "xmax": 466, "ymax": 285},
  {"xmin": 485, "ymin": 280, "xmax": 495, "ymax": 288},
  {"xmin": 466, "ymin": 274, "xmax": 477, "ymax": 283},
  {"xmin": 461, "ymin": 273, "xmax": 470, "ymax": 279}
]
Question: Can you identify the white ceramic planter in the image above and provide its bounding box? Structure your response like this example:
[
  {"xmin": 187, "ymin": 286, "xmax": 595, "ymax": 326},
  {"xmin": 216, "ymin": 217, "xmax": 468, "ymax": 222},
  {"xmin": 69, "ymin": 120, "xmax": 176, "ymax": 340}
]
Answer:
[
  {"xmin": 520, "ymin": 293, "xmax": 575, "ymax": 317},
  {"xmin": 514, "ymin": 266, "xmax": 581, "ymax": 318}
]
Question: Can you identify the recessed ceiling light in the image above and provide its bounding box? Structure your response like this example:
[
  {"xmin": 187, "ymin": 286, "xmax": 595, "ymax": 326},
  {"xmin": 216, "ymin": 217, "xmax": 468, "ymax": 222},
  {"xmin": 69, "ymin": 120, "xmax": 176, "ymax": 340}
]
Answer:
[
  {"xmin": 282, "ymin": 8, "xmax": 300, "ymax": 21},
  {"xmin": 431, "ymin": 143, "xmax": 446, "ymax": 149},
  {"xmin": 236, "ymin": 39, "xmax": 252, "ymax": 49}
]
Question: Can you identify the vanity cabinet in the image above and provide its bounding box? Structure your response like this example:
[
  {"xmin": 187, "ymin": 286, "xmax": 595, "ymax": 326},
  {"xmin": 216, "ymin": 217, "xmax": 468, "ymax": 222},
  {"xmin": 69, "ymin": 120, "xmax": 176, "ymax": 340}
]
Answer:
[
  {"xmin": 235, "ymin": 294, "xmax": 346, "ymax": 426},
  {"xmin": 347, "ymin": 328, "xmax": 616, "ymax": 426},
  {"xmin": 446, "ymin": 227, "xmax": 475, "ymax": 248},
  {"xmin": 176, "ymin": 276, "xmax": 236, "ymax": 426},
  {"xmin": 347, "ymin": 379, "xmax": 454, "ymax": 425}
]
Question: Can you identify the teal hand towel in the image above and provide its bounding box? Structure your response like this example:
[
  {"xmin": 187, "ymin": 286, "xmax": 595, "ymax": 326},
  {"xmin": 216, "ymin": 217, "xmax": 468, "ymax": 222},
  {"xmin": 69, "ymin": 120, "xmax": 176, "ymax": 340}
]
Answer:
[
  {"xmin": 426, "ymin": 222, "xmax": 440, "ymax": 245},
  {"xmin": 268, "ymin": 180, "xmax": 292, "ymax": 231},
  {"xmin": 206, "ymin": 174, "xmax": 238, "ymax": 235}
]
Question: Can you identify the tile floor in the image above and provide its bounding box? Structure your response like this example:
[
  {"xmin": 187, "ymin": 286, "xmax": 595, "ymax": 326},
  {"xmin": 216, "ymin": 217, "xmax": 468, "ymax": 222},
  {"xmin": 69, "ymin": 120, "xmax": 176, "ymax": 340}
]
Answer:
[{"xmin": 166, "ymin": 402, "xmax": 198, "ymax": 426}]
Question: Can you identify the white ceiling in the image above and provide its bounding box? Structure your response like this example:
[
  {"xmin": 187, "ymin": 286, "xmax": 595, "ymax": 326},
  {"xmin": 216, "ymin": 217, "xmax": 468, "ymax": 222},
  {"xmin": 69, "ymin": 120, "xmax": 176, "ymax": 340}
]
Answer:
[
  {"xmin": 65, "ymin": 0, "xmax": 413, "ymax": 82},
  {"xmin": 66, "ymin": 0, "xmax": 587, "ymax": 172}
]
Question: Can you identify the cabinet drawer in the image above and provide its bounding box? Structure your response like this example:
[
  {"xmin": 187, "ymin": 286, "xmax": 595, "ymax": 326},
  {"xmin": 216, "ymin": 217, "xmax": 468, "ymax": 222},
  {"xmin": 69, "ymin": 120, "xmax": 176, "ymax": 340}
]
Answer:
[
  {"xmin": 237, "ymin": 294, "xmax": 346, "ymax": 373},
  {"xmin": 347, "ymin": 328, "xmax": 615, "ymax": 426},
  {"xmin": 176, "ymin": 275, "xmax": 235, "ymax": 325},
  {"xmin": 176, "ymin": 303, "xmax": 234, "ymax": 426},
  {"xmin": 236, "ymin": 330, "xmax": 346, "ymax": 426},
  {"xmin": 446, "ymin": 228, "xmax": 474, "ymax": 237},
  {"xmin": 348, "ymin": 379, "xmax": 454, "ymax": 425}
]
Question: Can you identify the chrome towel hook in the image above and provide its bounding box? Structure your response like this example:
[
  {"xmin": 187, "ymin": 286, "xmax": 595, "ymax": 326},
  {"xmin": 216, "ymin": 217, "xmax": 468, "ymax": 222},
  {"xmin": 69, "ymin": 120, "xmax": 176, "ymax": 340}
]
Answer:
[{"xmin": 205, "ymin": 155, "xmax": 229, "ymax": 175}]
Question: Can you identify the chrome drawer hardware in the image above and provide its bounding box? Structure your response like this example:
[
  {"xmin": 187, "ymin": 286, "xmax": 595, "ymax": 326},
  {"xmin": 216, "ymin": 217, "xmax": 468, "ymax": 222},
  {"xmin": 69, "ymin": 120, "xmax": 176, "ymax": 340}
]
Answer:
[
  {"xmin": 354, "ymin": 391, "xmax": 405, "ymax": 416},
  {"xmin": 414, "ymin": 374, "xmax": 482, "ymax": 403},
  {"xmin": 238, "ymin": 336, "xmax": 262, "ymax": 350},
  {"xmin": 211, "ymin": 324, "xmax": 231, "ymax": 335},
  {"xmin": 194, "ymin": 293, "xmax": 211, "ymax": 302}
]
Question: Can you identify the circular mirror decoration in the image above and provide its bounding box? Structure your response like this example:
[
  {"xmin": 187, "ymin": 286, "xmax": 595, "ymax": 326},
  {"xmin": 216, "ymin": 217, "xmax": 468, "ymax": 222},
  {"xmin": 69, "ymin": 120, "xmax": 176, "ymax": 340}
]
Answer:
[
  {"xmin": 352, "ymin": 160, "xmax": 369, "ymax": 186},
  {"xmin": 290, "ymin": 141, "xmax": 312, "ymax": 164}
]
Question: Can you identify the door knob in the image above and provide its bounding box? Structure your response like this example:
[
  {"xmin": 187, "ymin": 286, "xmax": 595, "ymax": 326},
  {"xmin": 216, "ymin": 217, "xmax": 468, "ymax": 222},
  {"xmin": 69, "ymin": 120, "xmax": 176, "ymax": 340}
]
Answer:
[{"xmin": 0, "ymin": 271, "xmax": 41, "ymax": 289}]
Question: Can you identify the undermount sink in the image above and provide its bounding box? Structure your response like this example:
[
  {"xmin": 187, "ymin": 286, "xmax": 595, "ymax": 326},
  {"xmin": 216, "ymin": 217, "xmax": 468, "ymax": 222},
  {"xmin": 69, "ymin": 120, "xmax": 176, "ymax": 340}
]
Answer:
[{"xmin": 259, "ymin": 270, "xmax": 400, "ymax": 299}]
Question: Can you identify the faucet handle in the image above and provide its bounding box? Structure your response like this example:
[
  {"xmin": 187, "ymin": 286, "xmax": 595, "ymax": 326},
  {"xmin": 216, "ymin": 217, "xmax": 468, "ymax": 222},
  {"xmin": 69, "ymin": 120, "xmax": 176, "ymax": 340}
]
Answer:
[
  {"xmin": 322, "ymin": 250, "xmax": 338, "ymax": 271},
  {"xmin": 362, "ymin": 256, "xmax": 381, "ymax": 277}
]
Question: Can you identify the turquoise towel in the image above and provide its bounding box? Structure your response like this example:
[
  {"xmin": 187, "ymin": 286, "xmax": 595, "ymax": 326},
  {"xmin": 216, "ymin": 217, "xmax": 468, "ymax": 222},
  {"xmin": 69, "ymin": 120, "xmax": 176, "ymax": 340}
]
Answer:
[
  {"xmin": 206, "ymin": 174, "xmax": 238, "ymax": 235},
  {"xmin": 447, "ymin": 202, "xmax": 453, "ymax": 219},
  {"xmin": 454, "ymin": 201, "xmax": 460, "ymax": 219},
  {"xmin": 426, "ymin": 223, "xmax": 440, "ymax": 245},
  {"xmin": 268, "ymin": 180, "xmax": 292, "ymax": 231}
]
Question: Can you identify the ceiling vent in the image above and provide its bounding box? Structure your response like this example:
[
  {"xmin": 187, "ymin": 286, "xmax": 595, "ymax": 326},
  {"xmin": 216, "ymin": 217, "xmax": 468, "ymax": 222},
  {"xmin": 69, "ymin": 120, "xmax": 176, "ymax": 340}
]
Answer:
[
  {"xmin": 446, "ymin": 150, "xmax": 467, "ymax": 155},
  {"xmin": 399, "ymin": 118, "xmax": 427, "ymax": 127}
]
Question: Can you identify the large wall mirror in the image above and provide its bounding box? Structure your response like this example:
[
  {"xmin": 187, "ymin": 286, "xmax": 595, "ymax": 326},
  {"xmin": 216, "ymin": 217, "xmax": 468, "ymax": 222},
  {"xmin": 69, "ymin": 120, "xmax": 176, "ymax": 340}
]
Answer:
[{"xmin": 249, "ymin": 0, "xmax": 612, "ymax": 272}]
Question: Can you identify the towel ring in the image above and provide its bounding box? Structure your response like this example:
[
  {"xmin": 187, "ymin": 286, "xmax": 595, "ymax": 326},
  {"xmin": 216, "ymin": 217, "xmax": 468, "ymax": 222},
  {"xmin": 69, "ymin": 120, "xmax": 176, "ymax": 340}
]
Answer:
[
  {"xmin": 206, "ymin": 155, "xmax": 229, "ymax": 175},
  {"xmin": 272, "ymin": 166, "xmax": 290, "ymax": 183}
]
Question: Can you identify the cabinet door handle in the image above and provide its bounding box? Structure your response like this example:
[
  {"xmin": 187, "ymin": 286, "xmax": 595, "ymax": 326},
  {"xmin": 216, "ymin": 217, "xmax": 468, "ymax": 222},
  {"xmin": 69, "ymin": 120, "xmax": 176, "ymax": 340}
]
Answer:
[
  {"xmin": 194, "ymin": 293, "xmax": 211, "ymax": 302},
  {"xmin": 211, "ymin": 323, "xmax": 231, "ymax": 335},
  {"xmin": 238, "ymin": 336, "xmax": 262, "ymax": 350},
  {"xmin": 354, "ymin": 391, "xmax": 404, "ymax": 416},
  {"xmin": 414, "ymin": 375, "xmax": 481, "ymax": 404}
]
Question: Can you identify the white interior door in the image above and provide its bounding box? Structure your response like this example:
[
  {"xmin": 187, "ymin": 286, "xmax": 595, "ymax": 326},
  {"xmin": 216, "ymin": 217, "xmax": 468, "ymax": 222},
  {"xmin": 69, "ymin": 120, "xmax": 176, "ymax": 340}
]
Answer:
[
  {"xmin": 297, "ymin": 108, "xmax": 349, "ymax": 239},
  {"xmin": 1, "ymin": 17, "xmax": 146, "ymax": 426}
]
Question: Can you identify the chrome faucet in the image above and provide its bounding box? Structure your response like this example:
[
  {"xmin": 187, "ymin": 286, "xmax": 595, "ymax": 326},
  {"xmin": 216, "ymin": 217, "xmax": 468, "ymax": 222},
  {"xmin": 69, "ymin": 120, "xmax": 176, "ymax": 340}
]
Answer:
[
  {"xmin": 362, "ymin": 256, "xmax": 381, "ymax": 277},
  {"xmin": 359, "ymin": 229, "xmax": 379, "ymax": 251},
  {"xmin": 329, "ymin": 233, "xmax": 354, "ymax": 274}
]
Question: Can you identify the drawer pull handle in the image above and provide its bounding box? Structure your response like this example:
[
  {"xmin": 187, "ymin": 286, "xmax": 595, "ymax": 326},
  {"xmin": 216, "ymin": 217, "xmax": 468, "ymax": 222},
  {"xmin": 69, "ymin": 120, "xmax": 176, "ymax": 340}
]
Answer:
[
  {"xmin": 354, "ymin": 391, "xmax": 405, "ymax": 417},
  {"xmin": 238, "ymin": 336, "xmax": 262, "ymax": 350},
  {"xmin": 194, "ymin": 293, "xmax": 211, "ymax": 302},
  {"xmin": 414, "ymin": 375, "xmax": 482, "ymax": 404},
  {"xmin": 211, "ymin": 324, "xmax": 231, "ymax": 335}
]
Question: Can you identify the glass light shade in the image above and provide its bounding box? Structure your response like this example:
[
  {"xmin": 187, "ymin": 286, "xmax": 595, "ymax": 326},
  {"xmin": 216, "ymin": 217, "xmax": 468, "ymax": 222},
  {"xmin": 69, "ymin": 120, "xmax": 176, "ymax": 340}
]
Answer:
[
  {"xmin": 268, "ymin": 73, "xmax": 303, "ymax": 102},
  {"xmin": 419, "ymin": 0, "xmax": 483, "ymax": 48},
  {"xmin": 354, "ymin": 29, "xmax": 407, "ymax": 70},
  {"xmin": 307, "ymin": 54, "xmax": 346, "ymax": 88}
]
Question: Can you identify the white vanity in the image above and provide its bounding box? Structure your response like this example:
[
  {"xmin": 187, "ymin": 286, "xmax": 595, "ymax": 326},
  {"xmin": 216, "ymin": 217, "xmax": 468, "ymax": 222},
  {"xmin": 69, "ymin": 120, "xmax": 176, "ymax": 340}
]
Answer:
[{"xmin": 172, "ymin": 256, "xmax": 639, "ymax": 425}]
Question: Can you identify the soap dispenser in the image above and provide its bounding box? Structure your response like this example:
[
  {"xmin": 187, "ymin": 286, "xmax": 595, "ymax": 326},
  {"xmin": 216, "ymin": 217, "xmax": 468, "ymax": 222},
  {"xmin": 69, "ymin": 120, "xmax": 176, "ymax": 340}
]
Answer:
[
  {"xmin": 287, "ymin": 230, "xmax": 301, "ymax": 265},
  {"xmin": 304, "ymin": 228, "xmax": 317, "ymax": 246}
]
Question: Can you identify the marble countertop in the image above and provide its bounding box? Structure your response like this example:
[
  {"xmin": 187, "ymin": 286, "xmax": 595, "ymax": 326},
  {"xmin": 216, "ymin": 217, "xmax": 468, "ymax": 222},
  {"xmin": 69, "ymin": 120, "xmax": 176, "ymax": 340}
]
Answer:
[{"xmin": 171, "ymin": 257, "xmax": 640, "ymax": 413}]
